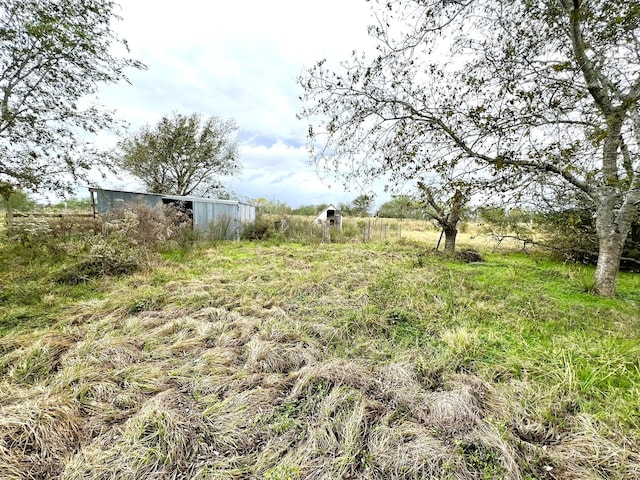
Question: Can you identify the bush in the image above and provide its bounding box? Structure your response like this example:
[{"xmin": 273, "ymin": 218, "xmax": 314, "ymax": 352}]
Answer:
[
  {"xmin": 241, "ymin": 214, "xmax": 363, "ymax": 244},
  {"xmin": 99, "ymin": 202, "xmax": 192, "ymax": 251},
  {"xmin": 327, "ymin": 221, "xmax": 361, "ymax": 243},
  {"xmin": 242, "ymin": 217, "xmax": 274, "ymax": 240},
  {"xmin": 56, "ymin": 236, "xmax": 140, "ymax": 284},
  {"xmin": 6, "ymin": 217, "xmax": 53, "ymax": 247},
  {"xmin": 274, "ymin": 216, "xmax": 323, "ymax": 244},
  {"xmin": 55, "ymin": 203, "xmax": 193, "ymax": 283},
  {"xmin": 536, "ymin": 208, "xmax": 640, "ymax": 270},
  {"xmin": 207, "ymin": 215, "xmax": 236, "ymax": 241}
]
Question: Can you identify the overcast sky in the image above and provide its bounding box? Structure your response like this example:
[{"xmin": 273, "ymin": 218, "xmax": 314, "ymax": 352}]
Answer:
[{"xmin": 93, "ymin": 0, "xmax": 392, "ymax": 208}]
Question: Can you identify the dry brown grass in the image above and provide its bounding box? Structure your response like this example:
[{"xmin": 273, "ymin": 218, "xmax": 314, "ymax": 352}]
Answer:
[
  {"xmin": 3, "ymin": 301, "xmax": 635, "ymax": 479},
  {"xmin": 0, "ymin": 393, "xmax": 81, "ymax": 479},
  {"xmin": 1, "ymin": 241, "xmax": 638, "ymax": 479},
  {"xmin": 393, "ymin": 219, "xmax": 532, "ymax": 252}
]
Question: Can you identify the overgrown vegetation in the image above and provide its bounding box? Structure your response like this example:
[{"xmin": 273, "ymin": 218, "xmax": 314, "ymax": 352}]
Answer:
[
  {"xmin": 241, "ymin": 214, "xmax": 363, "ymax": 244},
  {"xmin": 536, "ymin": 208, "xmax": 640, "ymax": 271},
  {"xmin": 1, "ymin": 213, "xmax": 639, "ymax": 479},
  {"xmin": 298, "ymin": 0, "xmax": 640, "ymax": 297},
  {"xmin": 478, "ymin": 206, "xmax": 640, "ymax": 271}
]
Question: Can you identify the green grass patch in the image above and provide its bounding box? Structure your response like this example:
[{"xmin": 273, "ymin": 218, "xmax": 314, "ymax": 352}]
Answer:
[
  {"xmin": 0, "ymin": 242, "xmax": 104, "ymax": 334},
  {"xmin": 1, "ymin": 236, "xmax": 638, "ymax": 478}
]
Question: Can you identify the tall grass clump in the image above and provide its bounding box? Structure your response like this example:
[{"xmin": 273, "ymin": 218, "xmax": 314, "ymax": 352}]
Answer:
[
  {"xmin": 242, "ymin": 214, "xmax": 361, "ymax": 244},
  {"xmin": 207, "ymin": 214, "xmax": 236, "ymax": 241},
  {"xmin": 55, "ymin": 203, "xmax": 192, "ymax": 283}
]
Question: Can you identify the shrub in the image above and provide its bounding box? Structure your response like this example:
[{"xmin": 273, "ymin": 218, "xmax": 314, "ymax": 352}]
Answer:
[
  {"xmin": 242, "ymin": 217, "xmax": 274, "ymax": 240},
  {"xmin": 536, "ymin": 208, "xmax": 640, "ymax": 270},
  {"xmin": 56, "ymin": 236, "xmax": 140, "ymax": 284},
  {"xmin": 6, "ymin": 217, "xmax": 52, "ymax": 247},
  {"xmin": 207, "ymin": 215, "xmax": 235, "ymax": 241},
  {"xmin": 242, "ymin": 215, "xmax": 322, "ymax": 244},
  {"xmin": 278, "ymin": 216, "xmax": 323, "ymax": 243},
  {"xmin": 476, "ymin": 207, "xmax": 534, "ymax": 240},
  {"xmin": 329, "ymin": 221, "xmax": 361, "ymax": 243},
  {"xmin": 55, "ymin": 203, "xmax": 193, "ymax": 283},
  {"xmin": 242, "ymin": 215, "xmax": 362, "ymax": 244},
  {"xmin": 99, "ymin": 202, "xmax": 191, "ymax": 251}
]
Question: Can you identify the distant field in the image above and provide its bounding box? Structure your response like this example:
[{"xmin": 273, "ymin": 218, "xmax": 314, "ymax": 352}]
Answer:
[
  {"xmin": 343, "ymin": 216, "xmax": 533, "ymax": 252},
  {"xmin": 0, "ymin": 226, "xmax": 638, "ymax": 478}
]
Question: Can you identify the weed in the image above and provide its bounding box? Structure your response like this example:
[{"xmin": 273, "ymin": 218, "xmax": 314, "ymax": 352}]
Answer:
[
  {"xmin": 264, "ymin": 464, "xmax": 301, "ymax": 480},
  {"xmin": 456, "ymin": 441, "xmax": 506, "ymax": 479},
  {"xmin": 442, "ymin": 326, "xmax": 476, "ymax": 356},
  {"xmin": 567, "ymin": 265, "xmax": 597, "ymax": 293}
]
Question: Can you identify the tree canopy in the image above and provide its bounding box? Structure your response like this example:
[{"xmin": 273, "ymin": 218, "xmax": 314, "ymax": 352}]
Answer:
[
  {"xmin": 377, "ymin": 195, "xmax": 423, "ymax": 219},
  {"xmin": 291, "ymin": 203, "xmax": 328, "ymax": 216},
  {"xmin": 299, "ymin": 0, "xmax": 640, "ymax": 296},
  {"xmin": 0, "ymin": 188, "xmax": 34, "ymax": 211},
  {"xmin": 0, "ymin": 0, "xmax": 144, "ymax": 195},
  {"xmin": 118, "ymin": 113, "xmax": 241, "ymax": 197},
  {"xmin": 343, "ymin": 194, "xmax": 376, "ymax": 217},
  {"xmin": 253, "ymin": 198, "xmax": 292, "ymax": 215}
]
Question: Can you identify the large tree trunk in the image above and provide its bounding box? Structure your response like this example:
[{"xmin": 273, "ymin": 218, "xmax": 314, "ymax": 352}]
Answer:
[
  {"xmin": 594, "ymin": 232, "xmax": 624, "ymax": 297},
  {"xmin": 592, "ymin": 195, "xmax": 635, "ymax": 297},
  {"xmin": 591, "ymin": 171, "xmax": 640, "ymax": 296},
  {"xmin": 443, "ymin": 226, "xmax": 457, "ymax": 253},
  {"xmin": 430, "ymin": 188, "xmax": 466, "ymax": 254},
  {"xmin": 5, "ymin": 202, "xmax": 13, "ymax": 231}
]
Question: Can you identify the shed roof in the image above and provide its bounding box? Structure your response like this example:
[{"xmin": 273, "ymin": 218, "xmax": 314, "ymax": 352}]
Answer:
[
  {"xmin": 317, "ymin": 204, "xmax": 340, "ymax": 214},
  {"xmin": 89, "ymin": 188, "xmax": 252, "ymax": 206}
]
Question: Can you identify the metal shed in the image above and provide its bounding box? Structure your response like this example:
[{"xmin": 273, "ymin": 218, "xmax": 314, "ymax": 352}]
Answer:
[
  {"xmin": 313, "ymin": 204, "xmax": 342, "ymax": 230},
  {"xmin": 89, "ymin": 188, "xmax": 255, "ymax": 239}
]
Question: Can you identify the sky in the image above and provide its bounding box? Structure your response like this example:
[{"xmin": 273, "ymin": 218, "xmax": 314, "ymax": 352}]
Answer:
[{"xmin": 92, "ymin": 0, "xmax": 393, "ymax": 209}]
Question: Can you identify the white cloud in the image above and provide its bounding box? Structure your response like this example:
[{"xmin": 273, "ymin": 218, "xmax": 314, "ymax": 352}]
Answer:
[
  {"xmin": 233, "ymin": 141, "xmax": 353, "ymax": 207},
  {"xmin": 92, "ymin": 0, "xmax": 392, "ymax": 207}
]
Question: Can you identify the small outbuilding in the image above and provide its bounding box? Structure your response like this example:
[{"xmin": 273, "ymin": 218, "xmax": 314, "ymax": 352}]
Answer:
[
  {"xmin": 89, "ymin": 188, "xmax": 255, "ymax": 239},
  {"xmin": 313, "ymin": 204, "xmax": 342, "ymax": 230}
]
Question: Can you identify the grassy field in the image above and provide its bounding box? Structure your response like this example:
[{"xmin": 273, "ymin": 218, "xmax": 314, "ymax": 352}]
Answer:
[{"xmin": 0, "ymin": 224, "xmax": 639, "ymax": 479}]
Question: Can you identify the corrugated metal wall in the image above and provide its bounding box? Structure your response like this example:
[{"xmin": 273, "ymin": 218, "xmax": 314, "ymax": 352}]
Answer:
[
  {"xmin": 193, "ymin": 201, "xmax": 240, "ymax": 238},
  {"xmin": 94, "ymin": 190, "xmax": 162, "ymax": 213},
  {"xmin": 238, "ymin": 203, "xmax": 256, "ymax": 224},
  {"xmin": 91, "ymin": 189, "xmax": 255, "ymax": 239}
]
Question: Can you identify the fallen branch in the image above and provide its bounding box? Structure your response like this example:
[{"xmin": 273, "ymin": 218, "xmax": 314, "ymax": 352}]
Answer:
[{"xmin": 486, "ymin": 233, "xmax": 640, "ymax": 270}]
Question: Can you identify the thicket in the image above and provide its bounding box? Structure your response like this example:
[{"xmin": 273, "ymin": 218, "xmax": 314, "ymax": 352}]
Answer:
[
  {"xmin": 477, "ymin": 206, "xmax": 640, "ymax": 270},
  {"xmin": 537, "ymin": 208, "xmax": 640, "ymax": 270},
  {"xmin": 242, "ymin": 214, "xmax": 361, "ymax": 243},
  {"xmin": 3, "ymin": 203, "xmax": 194, "ymax": 285}
]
